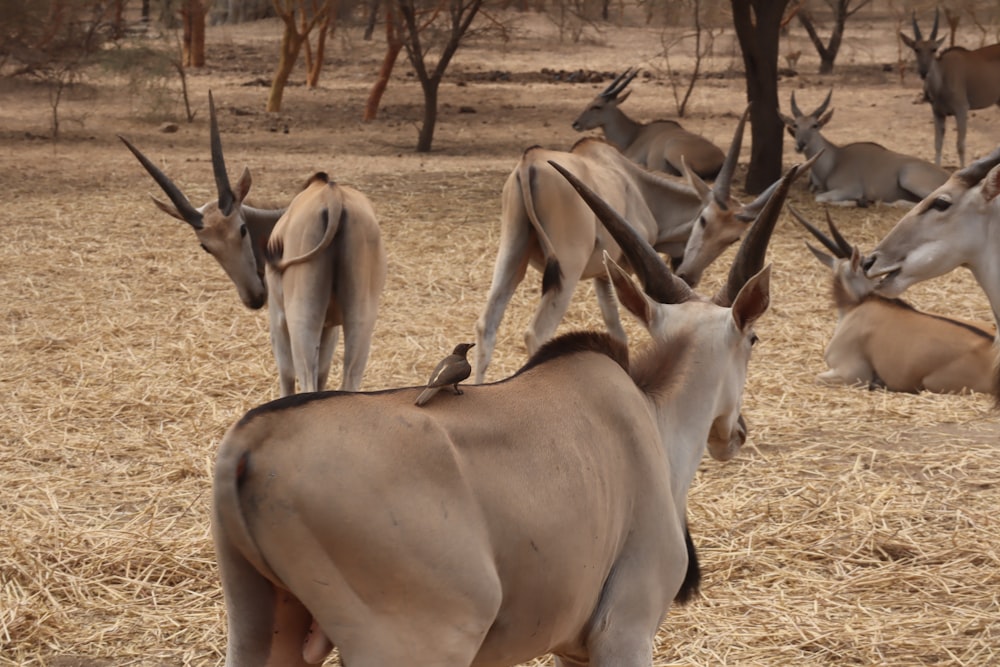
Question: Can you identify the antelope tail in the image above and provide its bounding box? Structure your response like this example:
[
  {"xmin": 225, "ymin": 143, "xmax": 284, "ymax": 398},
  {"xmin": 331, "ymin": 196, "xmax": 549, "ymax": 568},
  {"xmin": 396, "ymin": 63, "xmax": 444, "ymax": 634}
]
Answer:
[
  {"xmin": 268, "ymin": 207, "xmax": 344, "ymax": 273},
  {"xmin": 518, "ymin": 158, "xmax": 563, "ymax": 295}
]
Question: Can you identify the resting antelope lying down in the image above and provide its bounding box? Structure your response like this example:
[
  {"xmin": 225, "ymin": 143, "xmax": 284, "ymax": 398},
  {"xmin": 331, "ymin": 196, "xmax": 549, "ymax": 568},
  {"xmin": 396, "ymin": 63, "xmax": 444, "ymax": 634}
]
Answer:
[
  {"xmin": 864, "ymin": 144, "xmax": 1000, "ymax": 404},
  {"xmin": 210, "ymin": 153, "xmax": 806, "ymax": 666},
  {"xmin": 794, "ymin": 207, "xmax": 996, "ymax": 393}
]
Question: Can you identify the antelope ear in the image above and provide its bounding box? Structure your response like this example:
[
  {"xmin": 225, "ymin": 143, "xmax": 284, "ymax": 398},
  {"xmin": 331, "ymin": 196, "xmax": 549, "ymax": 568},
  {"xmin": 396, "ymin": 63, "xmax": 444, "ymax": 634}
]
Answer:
[
  {"xmin": 731, "ymin": 264, "xmax": 771, "ymax": 332},
  {"xmin": 982, "ymin": 164, "xmax": 1000, "ymax": 202},
  {"xmin": 682, "ymin": 156, "xmax": 712, "ymax": 202},
  {"xmin": 604, "ymin": 251, "xmax": 653, "ymax": 328},
  {"xmin": 234, "ymin": 167, "xmax": 253, "ymax": 203},
  {"xmin": 805, "ymin": 242, "xmax": 835, "ymax": 269},
  {"xmin": 899, "ymin": 32, "xmax": 916, "ymax": 49},
  {"xmin": 778, "ymin": 111, "xmax": 795, "ymax": 128},
  {"xmin": 151, "ymin": 196, "xmax": 194, "ymax": 226},
  {"xmin": 933, "ymin": 37, "xmax": 946, "ymax": 50},
  {"xmin": 617, "ymin": 89, "xmax": 631, "ymax": 105},
  {"xmin": 818, "ymin": 109, "xmax": 834, "ymax": 127},
  {"xmin": 849, "ymin": 246, "xmax": 862, "ymax": 271}
]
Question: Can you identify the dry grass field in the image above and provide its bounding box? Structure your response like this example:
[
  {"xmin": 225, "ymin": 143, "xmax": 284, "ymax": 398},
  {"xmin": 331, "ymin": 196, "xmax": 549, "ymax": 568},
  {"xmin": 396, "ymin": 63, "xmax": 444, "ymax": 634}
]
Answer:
[{"xmin": 2, "ymin": 6, "xmax": 999, "ymax": 666}]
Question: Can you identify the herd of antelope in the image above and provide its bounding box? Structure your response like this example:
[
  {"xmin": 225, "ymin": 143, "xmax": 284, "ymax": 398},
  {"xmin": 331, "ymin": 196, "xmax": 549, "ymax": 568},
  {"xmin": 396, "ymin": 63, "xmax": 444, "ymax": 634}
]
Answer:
[{"xmin": 121, "ymin": 16, "xmax": 1000, "ymax": 665}]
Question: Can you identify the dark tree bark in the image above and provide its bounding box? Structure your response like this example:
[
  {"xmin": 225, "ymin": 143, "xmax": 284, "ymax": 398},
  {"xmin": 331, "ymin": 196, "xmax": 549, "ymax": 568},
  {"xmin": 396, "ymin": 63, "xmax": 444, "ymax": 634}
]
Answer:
[
  {"xmin": 796, "ymin": 0, "xmax": 872, "ymax": 74},
  {"xmin": 181, "ymin": 0, "xmax": 207, "ymax": 67},
  {"xmin": 396, "ymin": 0, "xmax": 485, "ymax": 152},
  {"xmin": 731, "ymin": 0, "xmax": 790, "ymax": 194}
]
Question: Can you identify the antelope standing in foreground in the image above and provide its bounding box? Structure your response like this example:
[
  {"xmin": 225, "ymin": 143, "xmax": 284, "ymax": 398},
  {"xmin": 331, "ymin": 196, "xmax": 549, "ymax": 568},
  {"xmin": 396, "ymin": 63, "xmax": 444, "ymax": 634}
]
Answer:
[
  {"xmin": 780, "ymin": 90, "xmax": 949, "ymax": 206},
  {"xmin": 475, "ymin": 109, "xmax": 787, "ymax": 382},
  {"xmin": 865, "ymin": 145, "xmax": 1000, "ymax": 403},
  {"xmin": 210, "ymin": 151, "xmax": 803, "ymax": 667},
  {"xmin": 794, "ymin": 207, "xmax": 995, "ymax": 393},
  {"xmin": 122, "ymin": 94, "xmax": 385, "ymax": 393},
  {"xmin": 572, "ymin": 68, "xmax": 725, "ymax": 179},
  {"xmin": 900, "ymin": 10, "xmax": 1000, "ymax": 167}
]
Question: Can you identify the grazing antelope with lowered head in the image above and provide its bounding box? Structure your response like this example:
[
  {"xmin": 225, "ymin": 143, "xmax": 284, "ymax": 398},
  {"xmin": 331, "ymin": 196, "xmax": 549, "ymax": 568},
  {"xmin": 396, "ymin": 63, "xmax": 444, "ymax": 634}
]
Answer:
[
  {"xmin": 900, "ymin": 10, "xmax": 1000, "ymax": 167},
  {"xmin": 780, "ymin": 90, "xmax": 949, "ymax": 206},
  {"xmin": 865, "ymin": 144, "xmax": 1000, "ymax": 404},
  {"xmin": 120, "ymin": 92, "xmax": 282, "ymax": 310},
  {"xmin": 122, "ymin": 94, "xmax": 385, "ymax": 394},
  {"xmin": 210, "ymin": 150, "xmax": 803, "ymax": 667},
  {"xmin": 794, "ymin": 207, "xmax": 995, "ymax": 394},
  {"xmin": 572, "ymin": 68, "xmax": 725, "ymax": 179},
  {"xmin": 475, "ymin": 108, "xmax": 791, "ymax": 382}
]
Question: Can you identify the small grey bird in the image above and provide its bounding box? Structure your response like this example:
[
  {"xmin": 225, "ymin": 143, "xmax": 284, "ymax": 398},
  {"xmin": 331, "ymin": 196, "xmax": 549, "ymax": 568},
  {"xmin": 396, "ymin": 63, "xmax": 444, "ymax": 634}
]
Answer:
[{"xmin": 415, "ymin": 343, "xmax": 475, "ymax": 407}]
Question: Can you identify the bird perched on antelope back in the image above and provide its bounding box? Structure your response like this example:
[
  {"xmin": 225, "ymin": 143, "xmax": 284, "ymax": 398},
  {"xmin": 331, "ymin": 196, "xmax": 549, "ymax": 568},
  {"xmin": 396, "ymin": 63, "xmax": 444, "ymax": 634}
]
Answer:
[{"xmin": 415, "ymin": 343, "xmax": 475, "ymax": 406}]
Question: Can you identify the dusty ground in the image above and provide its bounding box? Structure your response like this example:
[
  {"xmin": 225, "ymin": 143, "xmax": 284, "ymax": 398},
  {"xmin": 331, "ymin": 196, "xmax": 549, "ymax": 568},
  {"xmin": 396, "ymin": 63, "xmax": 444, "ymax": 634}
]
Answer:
[{"xmin": 2, "ymin": 6, "xmax": 999, "ymax": 666}]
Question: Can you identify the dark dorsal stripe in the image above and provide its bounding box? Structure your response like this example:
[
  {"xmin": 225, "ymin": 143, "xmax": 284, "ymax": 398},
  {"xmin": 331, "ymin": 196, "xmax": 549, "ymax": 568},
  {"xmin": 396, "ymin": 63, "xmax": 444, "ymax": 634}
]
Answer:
[{"xmin": 514, "ymin": 330, "xmax": 629, "ymax": 377}]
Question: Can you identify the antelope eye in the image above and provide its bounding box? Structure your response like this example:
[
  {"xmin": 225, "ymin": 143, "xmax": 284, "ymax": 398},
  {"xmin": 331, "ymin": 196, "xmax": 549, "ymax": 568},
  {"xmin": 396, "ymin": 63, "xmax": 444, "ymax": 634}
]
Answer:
[
  {"xmin": 750, "ymin": 333, "xmax": 760, "ymax": 347},
  {"xmin": 240, "ymin": 224, "xmax": 248, "ymax": 238},
  {"xmin": 930, "ymin": 197, "xmax": 951, "ymax": 212},
  {"xmin": 699, "ymin": 216, "xmax": 707, "ymax": 229}
]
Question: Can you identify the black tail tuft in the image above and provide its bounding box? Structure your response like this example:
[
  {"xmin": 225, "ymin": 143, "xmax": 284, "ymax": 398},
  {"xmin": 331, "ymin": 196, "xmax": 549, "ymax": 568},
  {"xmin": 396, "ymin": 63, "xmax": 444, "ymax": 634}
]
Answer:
[
  {"xmin": 673, "ymin": 523, "xmax": 701, "ymax": 605},
  {"xmin": 264, "ymin": 239, "xmax": 284, "ymax": 267},
  {"xmin": 541, "ymin": 258, "xmax": 563, "ymax": 295}
]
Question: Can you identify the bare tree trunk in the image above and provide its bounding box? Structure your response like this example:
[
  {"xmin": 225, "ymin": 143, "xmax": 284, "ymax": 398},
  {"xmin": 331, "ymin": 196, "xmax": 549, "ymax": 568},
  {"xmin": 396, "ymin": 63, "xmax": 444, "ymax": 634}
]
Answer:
[
  {"xmin": 795, "ymin": 0, "xmax": 871, "ymax": 75},
  {"xmin": 397, "ymin": 0, "xmax": 485, "ymax": 152},
  {"xmin": 181, "ymin": 0, "xmax": 207, "ymax": 67},
  {"xmin": 417, "ymin": 78, "xmax": 439, "ymax": 152},
  {"xmin": 268, "ymin": 19, "xmax": 306, "ymax": 111},
  {"xmin": 364, "ymin": 8, "xmax": 403, "ymax": 122},
  {"xmin": 732, "ymin": 0, "xmax": 789, "ymax": 194}
]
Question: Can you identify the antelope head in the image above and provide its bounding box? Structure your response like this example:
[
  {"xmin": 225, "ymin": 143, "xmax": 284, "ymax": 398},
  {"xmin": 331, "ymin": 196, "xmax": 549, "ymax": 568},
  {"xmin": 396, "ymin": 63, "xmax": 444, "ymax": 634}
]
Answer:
[
  {"xmin": 899, "ymin": 9, "xmax": 945, "ymax": 80},
  {"xmin": 791, "ymin": 206, "xmax": 875, "ymax": 305},
  {"xmin": 864, "ymin": 145, "xmax": 1000, "ymax": 299},
  {"xmin": 779, "ymin": 89, "xmax": 834, "ymax": 154},
  {"xmin": 549, "ymin": 156, "xmax": 801, "ymax": 462},
  {"xmin": 676, "ymin": 107, "xmax": 817, "ymax": 288},
  {"xmin": 572, "ymin": 68, "xmax": 640, "ymax": 132},
  {"xmin": 120, "ymin": 92, "xmax": 266, "ymax": 310}
]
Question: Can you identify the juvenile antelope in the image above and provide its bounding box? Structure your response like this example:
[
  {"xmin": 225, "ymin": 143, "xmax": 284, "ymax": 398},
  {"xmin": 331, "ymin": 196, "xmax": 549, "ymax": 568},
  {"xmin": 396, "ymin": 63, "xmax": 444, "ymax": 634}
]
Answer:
[
  {"xmin": 123, "ymin": 94, "xmax": 385, "ymax": 394},
  {"xmin": 900, "ymin": 10, "xmax": 1000, "ymax": 167},
  {"xmin": 780, "ymin": 90, "xmax": 949, "ymax": 206},
  {"xmin": 211, "ymin": 150, "xmax": 801, "ymax": 667},
  {"xmin": 794, "ymin": 207, "xmax": 995, "ymax": 394},
  {"xmin": 572, "ymin": 68, "xmax": 725, "ymax": 179},
  {"xmin": 475, "ymin": 109, "xmax": 784, "ymax": 382},
  {"xmin": 865, "ymin": 145, "xmax": 1000, "ymax": 402}
]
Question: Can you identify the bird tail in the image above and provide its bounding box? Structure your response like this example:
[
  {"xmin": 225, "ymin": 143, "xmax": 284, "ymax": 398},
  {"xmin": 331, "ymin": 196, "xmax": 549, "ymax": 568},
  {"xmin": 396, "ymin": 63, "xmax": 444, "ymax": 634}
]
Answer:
[{"xmin": 415, "ymin": 387, "xmax": 437, "ymax": 406}]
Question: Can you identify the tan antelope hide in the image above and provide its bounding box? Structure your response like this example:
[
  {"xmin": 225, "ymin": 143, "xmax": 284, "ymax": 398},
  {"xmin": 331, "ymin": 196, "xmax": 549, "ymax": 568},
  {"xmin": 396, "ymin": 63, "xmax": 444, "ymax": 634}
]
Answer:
[
  {"xmin": 794, "ymin": 207, "xmax": 995, "ymax": 393},
  {"xmin": 864, "ymin": 145, "xmax": 1000, "ymax": 404},
  {"xmin": 475, "ymin": 108, "xmax": 789, "ymax": 382},
  {"xmin": 264, "ymin": 172, "xmax": 386, "ymax": 394},
  {"xmin": 779, "ymin": 90, "xmax": 949, "ymax": 206},
  {"xmin": 900, "ymin": 10, "xmax": 1000, "ymax": 167},
  {"xmin": 572, "ymin": 67, "xmax": 725, "ymax": 179},
  {"xmin": 209, "ymin": 151, "xmax": 805, "ymax": 667}
]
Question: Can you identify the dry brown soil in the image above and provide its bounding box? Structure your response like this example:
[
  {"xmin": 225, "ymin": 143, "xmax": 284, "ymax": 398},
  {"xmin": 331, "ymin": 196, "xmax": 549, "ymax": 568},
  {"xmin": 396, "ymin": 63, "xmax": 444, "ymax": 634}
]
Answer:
[{"xmin": 2, "ymin": 8, "xmax": 999, "ymax": 667}]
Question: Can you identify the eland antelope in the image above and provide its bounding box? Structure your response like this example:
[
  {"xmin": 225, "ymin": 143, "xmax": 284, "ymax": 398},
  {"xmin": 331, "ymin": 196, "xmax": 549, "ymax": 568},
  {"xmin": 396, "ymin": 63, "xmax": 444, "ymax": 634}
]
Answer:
[
  {"xmin": 123, "ymin": 94, "xmax": 385, "ymax": 394},
  {"xmin": 210, "ymin": 152, "xmax": 803, "ymax": 667},
  {"xmin": 264, "ymin": 172, "xmax": 386, "ymax": 395},
  {"xmin": 794, "ymin": 207, "xmax": 995, "ymax": 394},
  {"xmin": 900, "ymin": 10, "xmax": 1000, "ymax": 167},
  {"xmin": 572, "ymin": 68, "xmax": 725, "ymax": 179},
  {"xmin": 864, "ymin": 145, "xmax": 1000, "ymax": 403},
  {"xmin": 475, "ymin": 109, "xmax": 787, "ymax": 382},
  {"xmin": 779, "ymin": 90, "xmax": 949, "ymax": 206},
  {"xmin": 120, "ymin": 92, "xmax": 282, "ymax": 310}
]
